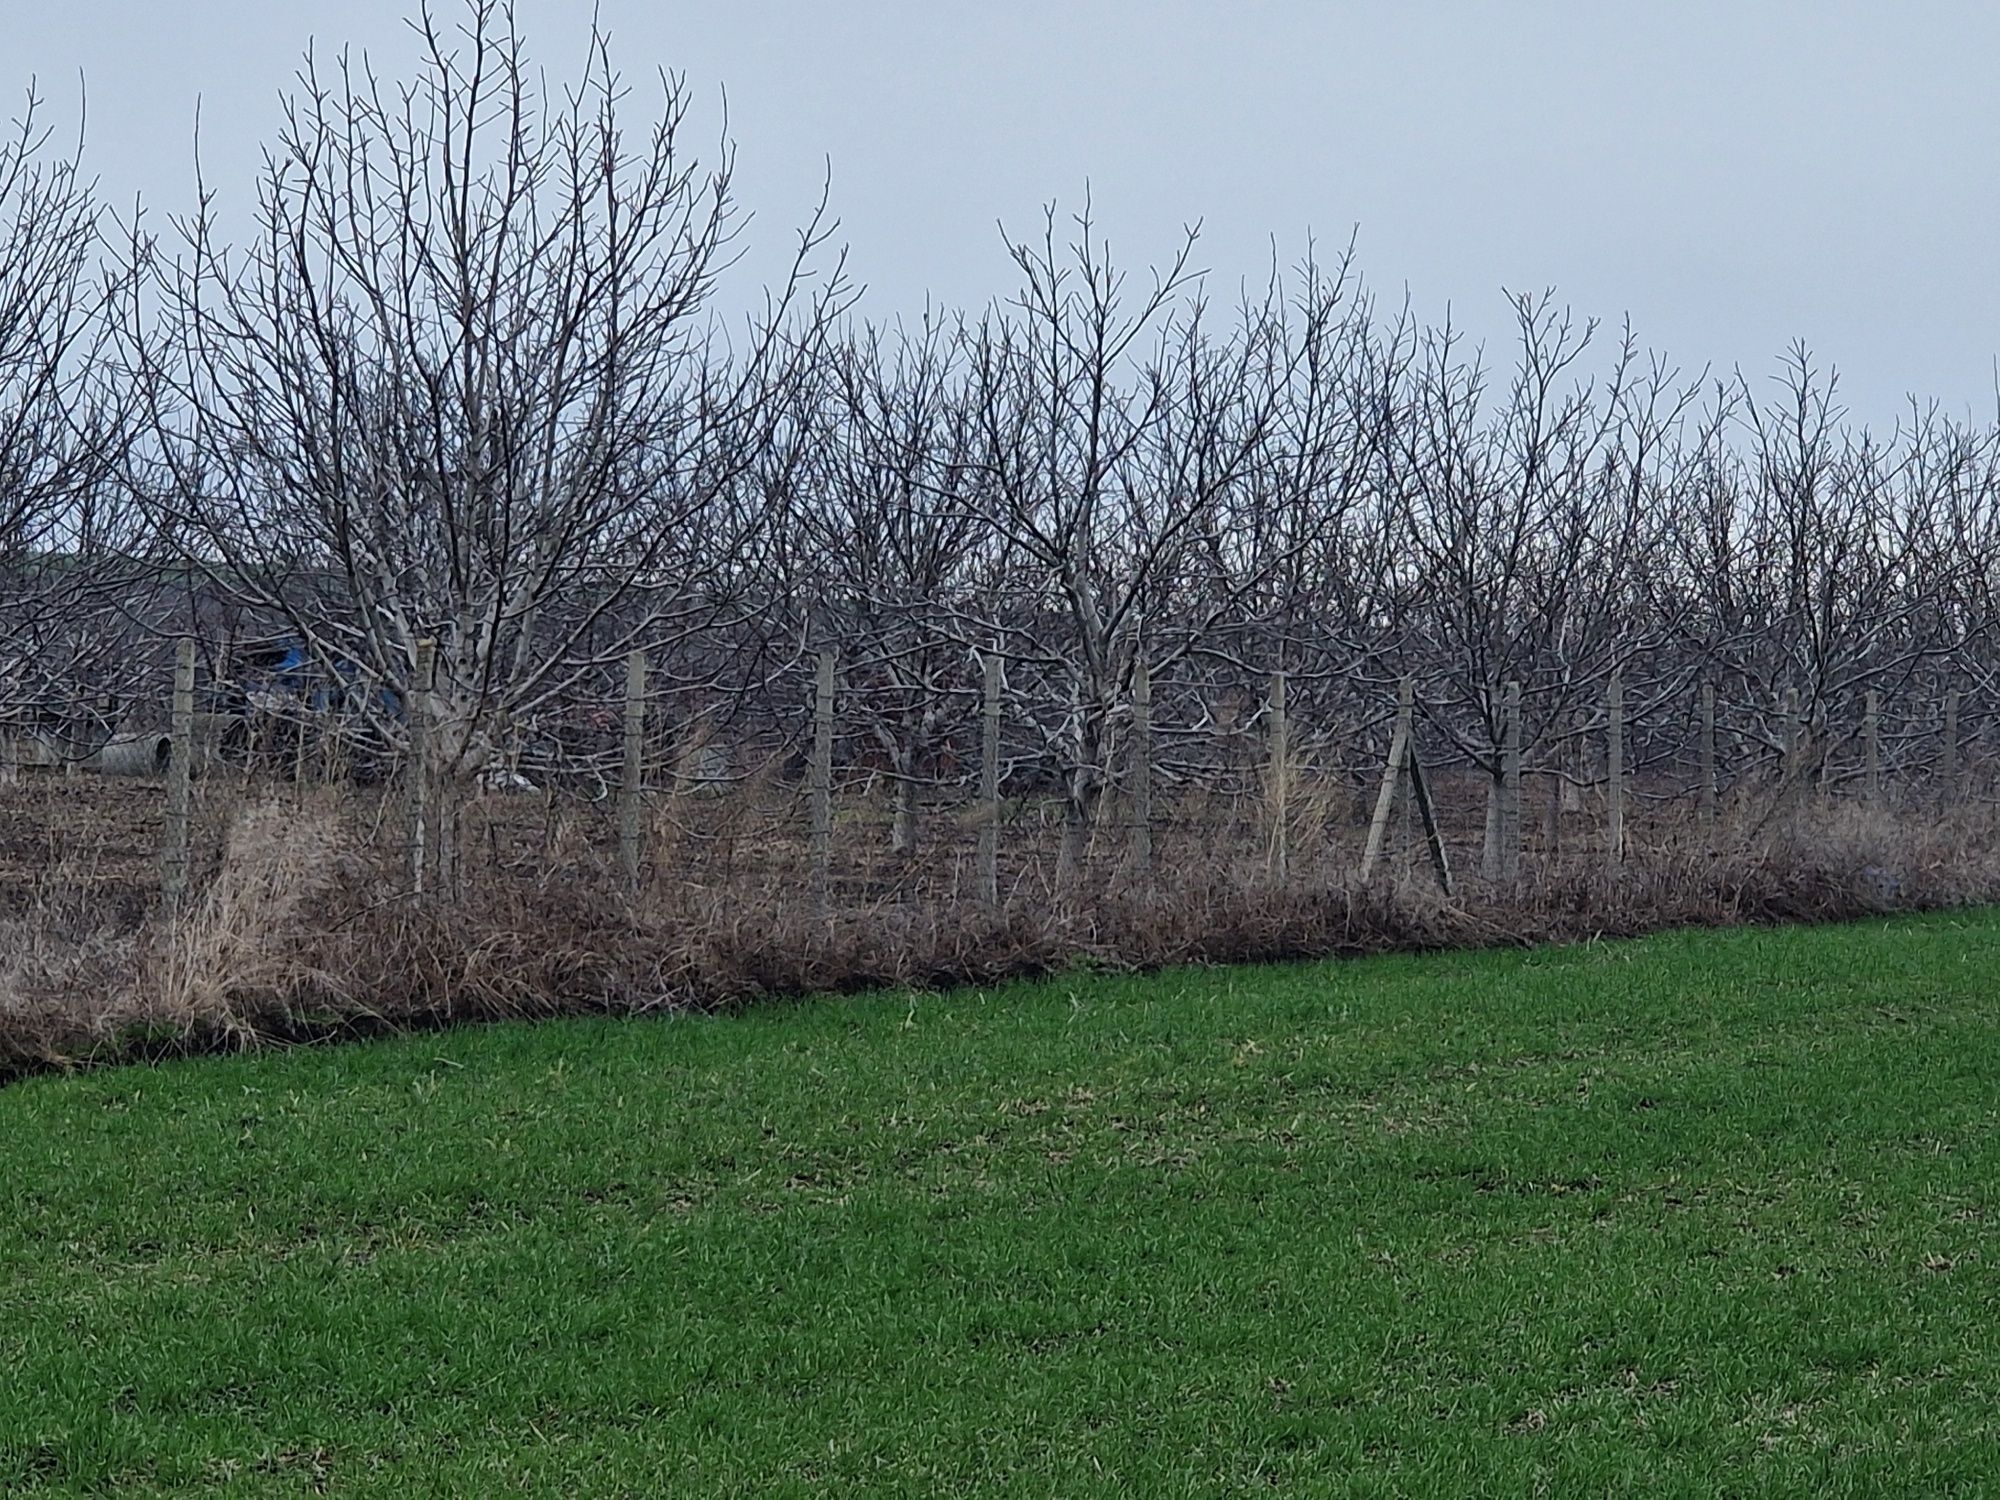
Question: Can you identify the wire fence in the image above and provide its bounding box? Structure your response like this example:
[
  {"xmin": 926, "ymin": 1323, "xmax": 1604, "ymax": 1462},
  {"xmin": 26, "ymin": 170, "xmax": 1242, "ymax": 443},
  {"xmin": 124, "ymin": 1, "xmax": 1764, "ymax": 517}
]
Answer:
[{"xmin": 4, "ymin": 641, "xmax": 1989, "ymax": 919}]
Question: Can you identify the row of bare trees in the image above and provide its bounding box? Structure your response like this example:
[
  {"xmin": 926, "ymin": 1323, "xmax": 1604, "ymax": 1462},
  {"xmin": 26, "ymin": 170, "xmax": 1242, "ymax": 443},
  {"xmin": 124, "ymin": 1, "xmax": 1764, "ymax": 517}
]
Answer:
[
  {"xmin": 4, "ymin": 1, "xmax": 1999, "ymax": 869},
  {"xmin": 769, "ymin": 273, "xmax": 1998, "ymax": 868}
]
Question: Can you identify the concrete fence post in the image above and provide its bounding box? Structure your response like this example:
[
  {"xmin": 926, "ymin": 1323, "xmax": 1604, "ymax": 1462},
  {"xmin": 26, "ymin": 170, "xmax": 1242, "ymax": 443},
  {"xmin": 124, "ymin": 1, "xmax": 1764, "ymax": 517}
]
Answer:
[
  {"xmin": 810, "ymin": 650, "xmax": 835, "ymax": 909},
  {"xmin": 1499, "ymin": 680, "xmax": 1522, "ymax": 882},
  {"xmin": 1864, "ymin": 688, "xmax": 1881, "ymax": 799},
  {"xmin": 1941, "ymin": 688, "xmax": 1960, "ymax": 801},
  {"xmin": 1699, "ymin": 679, "xmax": 1717, "ymax": 836},
  {"xmin": 619, "ymin": 649, "xmax": 647, "ymax": 889},
  {"xmin": 162, "ymin": 637, "xmax": 196, "ymax": 910},
  {"xmin": 408, "ymin": 639, "xmax": 436, "ymax": 897},
  {"xmin": 1360, "ymin": 677, "xmax": 1413, "ymax": 882},
  {"xmin": 978, "ymin": 653, "xmax": 1002, "ymax": 908},
  {"xmin": 1268, "ymin": 670, "xmax": 1289, "ymax": 884},
  {"xmin": 1605, "ymin": 669, "xmax": 1625, "ymax": 869},
  {"xmin": 1131, "ymin": 656, "xmax": 1152, "ymax": 883}
]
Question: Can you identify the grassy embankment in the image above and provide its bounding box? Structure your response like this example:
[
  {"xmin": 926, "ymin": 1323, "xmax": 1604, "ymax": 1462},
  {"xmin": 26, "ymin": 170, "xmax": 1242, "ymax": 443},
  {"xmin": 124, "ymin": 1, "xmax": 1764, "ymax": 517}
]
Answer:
[{"xmin": 3, "ymin": 912, "xmax": 1996, "ymax": 1493}]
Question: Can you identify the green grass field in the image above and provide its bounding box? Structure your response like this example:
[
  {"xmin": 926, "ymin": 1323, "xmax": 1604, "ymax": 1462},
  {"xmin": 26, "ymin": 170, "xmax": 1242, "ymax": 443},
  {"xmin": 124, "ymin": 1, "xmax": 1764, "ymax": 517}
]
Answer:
[{"xmin": 4, "ymin": 914, "xmax": 1998, "ymax": 1495}]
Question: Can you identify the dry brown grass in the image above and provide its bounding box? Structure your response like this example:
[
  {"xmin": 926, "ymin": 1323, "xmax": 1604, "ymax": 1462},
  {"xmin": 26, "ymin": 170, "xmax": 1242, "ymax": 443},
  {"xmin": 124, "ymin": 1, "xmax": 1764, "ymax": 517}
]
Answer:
[
  {"xmin": 0, "ymin": 860, "xmax": 140, "ymax": 1075},
  {"xmin": 152, "ymin": 796, "xmax": 354, "ymax": 1041},
  {"xmin": 1, "ymin": 784, "xmax": 1995, "ymax": 1084}
]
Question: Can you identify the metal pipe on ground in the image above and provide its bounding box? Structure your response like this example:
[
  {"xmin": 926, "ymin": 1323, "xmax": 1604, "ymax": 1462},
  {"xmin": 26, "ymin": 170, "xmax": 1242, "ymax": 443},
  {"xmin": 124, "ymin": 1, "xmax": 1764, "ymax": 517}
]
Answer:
[{"xmin": 86, "ymin": 734, "xmax": 175, "ymax": 776}]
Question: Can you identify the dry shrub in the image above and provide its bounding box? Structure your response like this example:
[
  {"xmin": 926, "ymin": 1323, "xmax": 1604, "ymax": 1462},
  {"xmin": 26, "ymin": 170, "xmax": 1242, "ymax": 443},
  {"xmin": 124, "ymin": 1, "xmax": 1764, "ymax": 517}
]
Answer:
[
  {"xmin": 3, "ymin": 792, "xmax": 1998, "ymax": 1084},
  {"xmin": 0, "ymin": 861, "xmax": 140, "ymax": 1075},
  {"xmin": 0, "ymin": 796, "xmax": 358, "ymax": 1077},
  {"xmin": 1727, "ymin": 798, "xmax": 2000, "ymax": 919},
  {"xmin": 149, "ymin": 796, "xmax": 354, "ymax": 1039}
]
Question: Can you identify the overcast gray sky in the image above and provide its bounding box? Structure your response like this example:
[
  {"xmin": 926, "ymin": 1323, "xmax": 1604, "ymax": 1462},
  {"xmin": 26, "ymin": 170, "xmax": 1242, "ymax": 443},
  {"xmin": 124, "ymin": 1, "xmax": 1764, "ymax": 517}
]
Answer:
[{"xmin": 13, "ymin": 0, "xmax": 1998, "ymax": 429}]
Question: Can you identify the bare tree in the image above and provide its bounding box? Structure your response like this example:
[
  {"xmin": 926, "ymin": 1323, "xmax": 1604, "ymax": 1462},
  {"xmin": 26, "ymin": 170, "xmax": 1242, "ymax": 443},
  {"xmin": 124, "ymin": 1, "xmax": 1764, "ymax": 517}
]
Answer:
[
  {"xmin": 780, "ymin": 313, "xmax": 985, "ymax": 856},
  {"xmin": 957, "ymin": 208, "xmax": 1368, "ymax": 878},
  {"xmin": 117, "ymin": 0, "xmax": 844, "ymax": 847},
  {"xmin": 0, "ymin": 84, "xmax": 134, "ymax": 760},
  {"xmin": 1727, "ymin": 354, "xmax": 1982, "ymax": 786}
]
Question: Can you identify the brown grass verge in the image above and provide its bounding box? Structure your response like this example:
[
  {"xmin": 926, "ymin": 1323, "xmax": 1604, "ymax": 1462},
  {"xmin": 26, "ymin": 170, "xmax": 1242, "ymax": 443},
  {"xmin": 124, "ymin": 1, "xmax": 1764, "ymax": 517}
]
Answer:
[{"xmin": 2, "ymin": 794, "xmax": 1994, "ymax": 1085}]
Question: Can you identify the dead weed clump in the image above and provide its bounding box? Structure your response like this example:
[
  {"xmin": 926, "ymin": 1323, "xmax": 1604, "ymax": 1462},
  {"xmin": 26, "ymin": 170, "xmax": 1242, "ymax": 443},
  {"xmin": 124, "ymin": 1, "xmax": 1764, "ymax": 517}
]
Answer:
[
  {"xmin": 0, "ymin": 868, "xmax": 140, "ymax": 1076},
  {"xmin": 148, "ymin": 797, "xmax": 355, "ymax": 1042},
  {"xmin": 0, "ymin": 797, "xmax": 353, "ymax": 1074}
]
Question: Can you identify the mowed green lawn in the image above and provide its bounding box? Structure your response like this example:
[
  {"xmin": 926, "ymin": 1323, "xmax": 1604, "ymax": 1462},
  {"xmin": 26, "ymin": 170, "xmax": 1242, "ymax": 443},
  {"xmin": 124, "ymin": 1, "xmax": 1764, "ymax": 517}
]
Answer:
[{"xmin": 4, "ymin": 915, "xmax": 1998, "ymax": 1496}]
